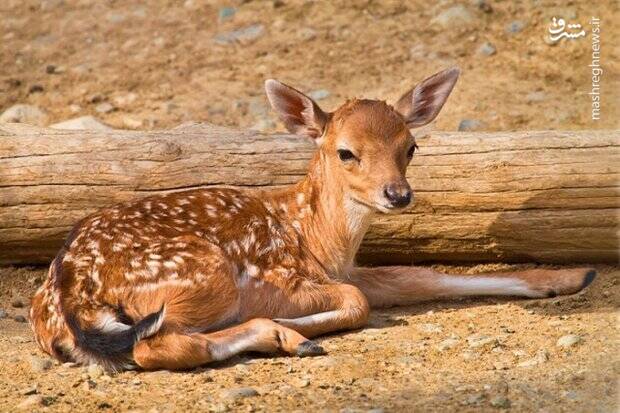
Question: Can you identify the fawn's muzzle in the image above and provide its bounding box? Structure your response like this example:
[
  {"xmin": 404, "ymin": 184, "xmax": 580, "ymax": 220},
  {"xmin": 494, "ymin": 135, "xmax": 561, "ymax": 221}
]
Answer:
[{"xmin": 384, "ymin": 183, "xmax": 412, "ymax": 208}]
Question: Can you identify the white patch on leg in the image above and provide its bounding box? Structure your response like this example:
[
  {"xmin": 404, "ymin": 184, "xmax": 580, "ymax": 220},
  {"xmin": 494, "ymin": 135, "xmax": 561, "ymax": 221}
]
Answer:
[
  {"xmin": 274, "ymin": 310, "xmax": 341, "ymax": 328},
  {"xmin": 438, "ymin": 276, "xmax": 541, "ymax": 298}
]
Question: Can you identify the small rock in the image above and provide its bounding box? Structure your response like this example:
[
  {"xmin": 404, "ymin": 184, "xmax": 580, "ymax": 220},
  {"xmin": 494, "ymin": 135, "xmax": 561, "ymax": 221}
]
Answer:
[
  {"xmin": 11, "ymin": 298, "xmax": 25, "ymax": 308},
  {"xmin": 29, "ymin": 84, "xmax": 44, "ymax": 94},
  {"xmin": 419, "ymin": 323, "xmax": 443, "ymax": 333},
  {"xmin": 478, "ymin": 42, "xmax": 496, "ymax": 56},
  {"xmin": 297, "ymin": 27, "xmax": 317, "ymax": 41},
  {"xmin": 308, "ymin": 89, "xmax": 330, "ymax": 101},
  {"xmin": 295, "ymin": 378, "xmax": 310, "ymax": 388},
  {"xmin": 214, "ymin": 25, "xmax": 264, "ymax": 45},
  {"xmin": 458, "ymin": 119, "xmax": 484, "ymax": 131},
  {"xmin": 22, "ymin": 385, "xmax": 38, "ymax": 395},
  {"xmin": 431, "ymin": 5, "xmax": 475, "ymax": 28},
  {"xmin": 50, "ymin": 116, "xmax": 113, "ymax": 131},
  {"xmin": 95, "ymin": 102, "xmax": 115, "ymax": 114},
  {"xmin": 220, "ymin": 387, "xmax": 258, "ymax": 399},
  {"xmin": 562, "ymin": 390, "xmax": 579, "ymax": 400},
  {"xmin": 557, "ymin": 334, "xmax": 582, "ymax": 348},
  {"xmin": 131, "ymin": 378, "xmax": 142, "ymax": 385},
  {"xmin": 466, "ymin": 334, "xmax": 497, "ymax": 348},
  {"xmin": 30, "ymin": 356, "xmax": 52, "ymax": 372},
  {"xmin": 506, "ymin": 20, "xmax": 525, "ymax": 34},
  {"xmin": 0, "ymin": 104, "xmax": 48, "ymax": 126},
  {"xmin": 437, "ymin": 338, "xmax": 459, "ymax": 351},
  {"xmin": 82, "ymin": 379, "xmax": 96, "ymax": 390},
  {"xmin": 218, "ymin": 7, "xmax": 236, "ymax": 22},
  {"xmin": 210, "ymin": 403, "xmax": 230, "ymax": 413},
  {"xmin": 13, "ymin": 315, "xmax": 27, "ymax": 323},
  {"xmin": 113, "ymin": 92, "xmax": 138, "ymax": 107},
  {"xmin": 490, "ymin": 396, "xmax": 511, "ymax": 408},
  {"xmin": 525, "ymin": 91, "xmax": 546, "ymax": 103},
  {"xmin": 87, "ymin": 363, "xmax": 104, "ymax": 379},
  {"xmin": 17, "ymin": 395, "xmax": 43, "ymax": 410},
  {"xmin": 472, "ymin": 0, "xmax": 492, "ymax": 13},
  {"xmin": 0, "ymin": 308, "xmax": 7, "ymax": 319},
  {"xmin": 464, "ymin": 392, "xmax": 485, "ymax": 405},
  {"xmin": 518, "ymin": 349, "xmax": 549, "ymax": 367},
  {"xmin": 122, "ymin": 116, "xmax": 143, "ymax": 129}
]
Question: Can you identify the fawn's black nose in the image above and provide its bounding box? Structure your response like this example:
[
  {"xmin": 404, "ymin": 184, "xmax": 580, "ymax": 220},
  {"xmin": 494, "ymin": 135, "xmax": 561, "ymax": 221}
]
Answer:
[{"xmin": 384, "ymin": 183, "xmax": 412, "ymax": 208}]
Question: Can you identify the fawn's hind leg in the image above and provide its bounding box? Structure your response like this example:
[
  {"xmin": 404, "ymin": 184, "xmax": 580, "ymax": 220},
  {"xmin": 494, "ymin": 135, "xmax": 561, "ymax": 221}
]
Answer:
[{"xmin": 133, "ymin": 318, "xmax": 324, "ymax": 370}]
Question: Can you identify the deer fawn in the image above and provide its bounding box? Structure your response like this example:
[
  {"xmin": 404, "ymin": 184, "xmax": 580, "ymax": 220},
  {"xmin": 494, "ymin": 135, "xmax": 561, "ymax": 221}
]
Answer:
[{"xmin": 30, "ymin": 67, "xmax": 596, "ymax": 371}]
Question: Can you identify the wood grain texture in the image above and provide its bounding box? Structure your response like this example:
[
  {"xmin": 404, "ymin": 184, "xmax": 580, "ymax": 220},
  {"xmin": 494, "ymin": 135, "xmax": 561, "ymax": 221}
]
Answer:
[{"xmin": 1, "ymin": 122, "xmax": 618, "ymax": 265}]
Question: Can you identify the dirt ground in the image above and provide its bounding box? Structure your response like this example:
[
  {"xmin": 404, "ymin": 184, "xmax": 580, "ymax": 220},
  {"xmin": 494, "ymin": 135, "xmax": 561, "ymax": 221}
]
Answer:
[
  {"xmin": 1, "ymin": 0, "xmax": 619, "ymax": 412},
  {"xmin": 1, "ymin": 0, "xmax": 619, "ymax": 131},
  {"xmin": 0, "ymin": 265, "xmax": 618, "ymax": 412}
]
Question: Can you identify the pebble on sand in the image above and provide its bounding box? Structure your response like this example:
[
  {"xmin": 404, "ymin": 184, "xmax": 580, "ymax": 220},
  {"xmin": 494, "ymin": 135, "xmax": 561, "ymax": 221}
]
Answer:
[
  {"xmin": 0, "ymin": 104, "xmax": 48, "ymax": 126},
  {"xmin": 557, "ymin": 334, "xmax": 582, "ymax": 348},
  {"xmin": 30, "ymin": 356, "xmax": 52, "ymax": 372},
  {"xmin": 431, "ymin": 5, "xmax": 475, "ymax": 28},
  {"xmin": 50, "ymin": 116, "xmax": 113, "ymax": 131},
  {"xmin": 220, "ymin": 387, "xmax": 259, "ymax": 400},
  {"xmin": 478, "ymin": 42, "xmax": 497, "ymax": 56},
  {"xmin": 214, "ymin": 25, "xmax": 265, "ymax": 45},
  {"xmin": 458, "ymin": 119, "xmax": 485, "ymax": 131},
  {"xmin": 490, "ymin": 395, "xmax": 511, "ymax": 408}
]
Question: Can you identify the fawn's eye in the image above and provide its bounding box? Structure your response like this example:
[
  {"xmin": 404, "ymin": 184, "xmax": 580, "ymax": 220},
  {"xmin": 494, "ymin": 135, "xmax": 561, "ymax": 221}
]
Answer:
[
  {"xmin": 337, "ymin": 149, "xmax": 357, "ymax": 162},
  {"xmin": 406, "ymin": 144, "xmax": 418, "ymax": 159}
]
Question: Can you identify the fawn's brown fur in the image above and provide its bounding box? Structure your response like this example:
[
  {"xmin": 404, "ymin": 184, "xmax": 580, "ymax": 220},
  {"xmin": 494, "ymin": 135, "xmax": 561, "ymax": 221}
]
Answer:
[{"xmin": 30, "ymin": 67, "xmax": 596, "ymax": 371}]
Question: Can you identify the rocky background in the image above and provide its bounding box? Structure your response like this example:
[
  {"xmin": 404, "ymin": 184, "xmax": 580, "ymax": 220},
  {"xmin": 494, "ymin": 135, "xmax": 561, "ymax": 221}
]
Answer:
[{"xmin": 0, "ymin": 0, "xmax": 618, "ymax": 412}]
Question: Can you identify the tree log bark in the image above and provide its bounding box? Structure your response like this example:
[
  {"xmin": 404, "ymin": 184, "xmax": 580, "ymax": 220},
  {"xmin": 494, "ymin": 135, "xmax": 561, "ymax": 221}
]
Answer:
[{"xmin": 1, "ymin": 123, "xmax": 618, "ymax": 265}]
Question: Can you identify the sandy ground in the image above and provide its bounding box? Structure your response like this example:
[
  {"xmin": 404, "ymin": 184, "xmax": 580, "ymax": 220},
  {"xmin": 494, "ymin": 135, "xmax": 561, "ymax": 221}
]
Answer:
[
  {"xmin": 1, "ymin": 0, "xmax": 619, "ymax": 412},
  {"xmin": 1, "ymin": 0, "xmax": 619, "ymax": 132},
  {"xmin": 0, "ymin": 264, "xmax": 618, "ymax": 412}
]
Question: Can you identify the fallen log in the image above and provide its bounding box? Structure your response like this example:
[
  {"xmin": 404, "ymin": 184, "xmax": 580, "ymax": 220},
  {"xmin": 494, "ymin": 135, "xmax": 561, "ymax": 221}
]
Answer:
[{"xmin": 0, "ymin": 123, "xmax": 618, "ymax": 265}]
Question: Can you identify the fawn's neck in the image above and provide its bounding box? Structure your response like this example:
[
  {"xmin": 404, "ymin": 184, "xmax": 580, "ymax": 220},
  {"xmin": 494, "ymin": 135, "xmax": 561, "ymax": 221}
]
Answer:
[{"xmin": 267, "ymin": 152, "xmax": 375, "ymax": 277}]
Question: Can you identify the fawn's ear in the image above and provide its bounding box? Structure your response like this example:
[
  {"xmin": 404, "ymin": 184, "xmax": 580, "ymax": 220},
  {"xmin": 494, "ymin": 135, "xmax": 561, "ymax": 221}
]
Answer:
[
  {"xmin": 265, "ymin": 79, "xmax": 328, "ymax": 142},
  {"xmin": 394, "ymin": 67, "xmax": 460, "ymax": 128}
]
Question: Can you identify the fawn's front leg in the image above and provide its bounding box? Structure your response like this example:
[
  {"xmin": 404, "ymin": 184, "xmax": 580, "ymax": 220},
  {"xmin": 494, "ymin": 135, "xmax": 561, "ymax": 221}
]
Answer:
[{"xmin": 346, "ymin": 266, "xmax": 597, "ymax": 308}]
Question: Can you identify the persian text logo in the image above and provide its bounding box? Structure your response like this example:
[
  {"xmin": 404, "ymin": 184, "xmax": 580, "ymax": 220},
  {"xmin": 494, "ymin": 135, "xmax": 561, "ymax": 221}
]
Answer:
[{"xmin": 547, "ymin": 17, "xmax": 586, "ymax": 42}]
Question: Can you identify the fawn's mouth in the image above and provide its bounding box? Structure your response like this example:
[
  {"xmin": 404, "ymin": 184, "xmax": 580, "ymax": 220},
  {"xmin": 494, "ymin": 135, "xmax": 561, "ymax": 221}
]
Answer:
[{"xmin": 349, "ymin": 195, "xmax": 412, "ymax": 214}]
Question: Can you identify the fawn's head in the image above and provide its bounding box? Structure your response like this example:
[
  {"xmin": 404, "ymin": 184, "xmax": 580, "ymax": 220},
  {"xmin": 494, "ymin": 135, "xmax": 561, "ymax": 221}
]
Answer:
[{"xmin": 265, "ymin": 67, "xmax": 459, "ymax": 213}]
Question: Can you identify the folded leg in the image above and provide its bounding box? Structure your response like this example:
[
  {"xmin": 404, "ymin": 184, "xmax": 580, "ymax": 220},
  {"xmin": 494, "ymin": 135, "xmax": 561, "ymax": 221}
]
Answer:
[{"xmin": 133, "ymin": 318, "xmax": 323, "ymax": 370}]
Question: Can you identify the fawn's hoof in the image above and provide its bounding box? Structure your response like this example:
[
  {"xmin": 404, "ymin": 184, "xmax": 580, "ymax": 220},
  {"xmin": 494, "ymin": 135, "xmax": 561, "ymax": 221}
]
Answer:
[{"xmin": 296, "ymin": 340, "xmax": 326, "ymax": 357}]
